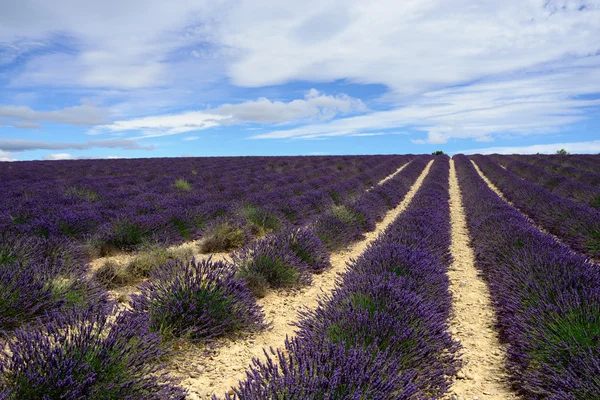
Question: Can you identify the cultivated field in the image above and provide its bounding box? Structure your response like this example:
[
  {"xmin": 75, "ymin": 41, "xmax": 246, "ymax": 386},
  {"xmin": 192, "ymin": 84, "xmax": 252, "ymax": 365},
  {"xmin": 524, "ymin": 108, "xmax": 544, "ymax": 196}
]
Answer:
[{"xmin": 0, "ymin": 154, "xmax": 598, "ymax": 399}]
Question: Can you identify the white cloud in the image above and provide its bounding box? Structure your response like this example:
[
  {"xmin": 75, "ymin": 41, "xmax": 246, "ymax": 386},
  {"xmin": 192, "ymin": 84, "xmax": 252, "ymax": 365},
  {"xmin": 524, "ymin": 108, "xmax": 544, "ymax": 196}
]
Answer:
[
  {"xmin": 0, "ymin": 102, "xmax": 110, "ymax": 126},
  {"xmin": 95, "ymin": 111, "xmax": 227, "ymax": 138},
  {"xmin": 0, "ymin": 150, "xmax": 16, "ymax": 161},
  {"xmin": 93, "ymin": 89, "xmax": 364, "ymax": 138},
  {"xmin": 251, "ymin": 63, "xmax": 600, "ymax": 142},
  {"xmin": 183, "ymin": 136, "xmax": 200, "ymax": 141},
  {"xmin": 212, "ymin": 89, "xmax": 365, "ymax": 124},
  {"xmin": 218, "ymin": 0, "xmax": 600, "ymax": 91},
  {"xmin": 44, "ymin": 153, "xmax": 75, "ymax": 160},
  {"xmin": 1, "ymin": 0, "xmax": 600, "ymax": 145},
  {"xmin": 0, "ymin": 138, "xmax": 153, "ymax": 152},
  {"xmin": 456, "ymin": 140, "xmax": 600, "ymax": 155},
  {"xmin": 2, "ymin": 1, "xmax": 224, "ymax": 89}
]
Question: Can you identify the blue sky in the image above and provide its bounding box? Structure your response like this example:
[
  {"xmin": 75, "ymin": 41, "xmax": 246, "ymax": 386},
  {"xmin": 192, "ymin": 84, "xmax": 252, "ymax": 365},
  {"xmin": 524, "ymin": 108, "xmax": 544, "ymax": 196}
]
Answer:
[{"xmin": 1, "ymin": 0, "xmax": 600, "ymax": 161}]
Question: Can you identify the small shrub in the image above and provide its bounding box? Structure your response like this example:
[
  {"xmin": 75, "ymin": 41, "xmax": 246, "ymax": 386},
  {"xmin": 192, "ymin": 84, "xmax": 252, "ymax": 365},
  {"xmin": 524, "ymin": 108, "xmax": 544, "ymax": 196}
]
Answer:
[
  {"xmin": 104, "ymin": 220, "xmax": 150, "ymax": 251},
  {"xmin": 312, "ymin": 208, "xmax": 364, "ymax": 251},
  {"xmin": 94, "ymin": 261, "xmax": 137, "ymax": 289},
  {"xmin": 64, "ymin": 186, "xmax": 99, "ymax": 201},
  {"xmin": 237, "ymin": 270, "xmax": 269, "ymax": 298},
  {"xmin": 233, "ymin": 240, "xmax": 311, "ymax": 294},
  {"xmin": 131, "ymin": 259, "xmax": 267, "ymax": 342},
  {"xmin": 173, "ymin": 178, "xmax": 192, "ymax": 191},
  {"xmin": 432, "ymin": 150, "xmax": 445, "ymax": 155},
  {"xmin": 0, "ymin": 258, "xmax": 107, "ymax": 333},
  {"xmin": 127, "ymin": 244, "xmax": 194, "ymax": 279},
  {"xmin": 556, "ymin": 149, "xmax": 570, "ymax": 155},
  {"xmin": 0, "ymin": 264, "xmax": 54, "ymax": 332},
  {"xmin": 283, "ymin": 228, "xmax": 331, "ymax": 274},
  {"xmin": 0, "ymin": 306, "xmax": 185, "ymax": 399},
  {"xmin": 241, "ymin": 204, "xmax": 280, "ymax": 234},
  {"xmin": 199, "ymin": 221, "xmax": 249, "ymax": 253}
]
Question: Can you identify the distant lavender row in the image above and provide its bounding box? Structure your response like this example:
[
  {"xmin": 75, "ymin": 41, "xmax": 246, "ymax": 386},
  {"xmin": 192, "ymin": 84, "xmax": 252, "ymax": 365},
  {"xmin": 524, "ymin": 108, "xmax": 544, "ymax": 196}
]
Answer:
[
  {"xmin": 0, "ymin": 155, "xmax": 410, "ymax": 253},
  {"xmin": 230, "ymin": 156, "xmax": 431, "ymax": 297},
  {"xmin": 487, "ymin": 155, "xmax": 600, "ymax": 209},
  {"xmin": 499, "ymin": 154, "xmax": 600, "ymax": 188},
  {"xmin": 549, "ymin": 154, "xmax": 600, "ymax": 171},
  {"xmin": 454, "ymin": 154, "xmax": 600, "ymax": 398},
  {"xmin": 311, "ymin": 156, "xmax": 430, "ymax": 251},
  {"xmin": 223, "ymin": 157, "xmax": 460, "ymax": 399},
  {"xmin": 470, "ymin": 155, "xmax": 600, "ymax": 258}
]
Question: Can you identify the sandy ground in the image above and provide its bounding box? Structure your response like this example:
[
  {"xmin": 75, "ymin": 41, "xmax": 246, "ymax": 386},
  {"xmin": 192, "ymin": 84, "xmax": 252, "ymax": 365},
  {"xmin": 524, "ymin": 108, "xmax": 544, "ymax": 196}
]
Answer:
[
  {"xmin": 446, "ymin": 159, "xmax": 515, "ymax": 400},
  {"xmin": 173, "ymin": 160, "xmax": 434, "ymax": 399}
]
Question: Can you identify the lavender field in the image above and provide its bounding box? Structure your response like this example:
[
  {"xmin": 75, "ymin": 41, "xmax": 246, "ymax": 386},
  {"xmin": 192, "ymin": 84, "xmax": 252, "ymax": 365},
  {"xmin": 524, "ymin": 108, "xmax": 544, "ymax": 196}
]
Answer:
[{"xmin": 0, "ymin": 154, "xmax": 599, "ymax": 399}]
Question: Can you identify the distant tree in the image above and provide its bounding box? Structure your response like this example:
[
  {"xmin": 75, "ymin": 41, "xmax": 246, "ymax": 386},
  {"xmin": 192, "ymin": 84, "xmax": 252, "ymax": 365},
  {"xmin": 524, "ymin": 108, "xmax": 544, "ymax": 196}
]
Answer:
[
  {"xmin": 432, "ymin": 150, "xmax": 445, "ymax": 155},
  {"xmin": 556, "ymin": 149, "xmax": 570, "ymax": 155}
]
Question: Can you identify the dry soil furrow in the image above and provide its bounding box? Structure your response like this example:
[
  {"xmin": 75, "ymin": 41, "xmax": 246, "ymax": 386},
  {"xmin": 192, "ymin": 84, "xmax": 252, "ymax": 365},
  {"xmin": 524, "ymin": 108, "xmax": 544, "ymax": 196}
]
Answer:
[
  {"xmin": 174, "ymin": 160, "xmax": 434, "ymax": 399},
  {"xmin": 447, "ymin": 159, "xmax": 515, "ymax": 400}
]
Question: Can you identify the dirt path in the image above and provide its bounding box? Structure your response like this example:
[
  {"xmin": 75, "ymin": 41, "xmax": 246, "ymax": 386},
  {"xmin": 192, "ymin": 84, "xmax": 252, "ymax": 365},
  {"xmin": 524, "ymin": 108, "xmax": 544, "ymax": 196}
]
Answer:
[
  {"xmin": 447, "ymin": 159, "xmax": 515, "ymax": 400},
  {"xmin": 174, "ymin": 160, "xmax": 434, "ymax": 399}
]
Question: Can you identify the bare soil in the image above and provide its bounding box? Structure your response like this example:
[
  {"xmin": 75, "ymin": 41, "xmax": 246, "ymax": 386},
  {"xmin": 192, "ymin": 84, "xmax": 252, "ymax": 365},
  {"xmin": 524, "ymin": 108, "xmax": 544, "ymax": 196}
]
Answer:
[
  {"xmin": 173, "ymin": 160, "xmax": 434, "ymax": 399},
  {"xmin": 447, "ymin": 159, "xmax": 516, "ymax": 400}
]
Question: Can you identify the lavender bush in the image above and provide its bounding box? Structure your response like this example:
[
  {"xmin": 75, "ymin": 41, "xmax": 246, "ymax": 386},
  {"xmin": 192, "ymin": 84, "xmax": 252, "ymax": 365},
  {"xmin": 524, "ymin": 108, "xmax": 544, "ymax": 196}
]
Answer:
[
  {"xmin": 232, "ymin": 237, "xmax": 312, "ymax": 297},
  {"xmin": 131, "ymin": 258, "xmax": 268, "ymax": 341},
  {"xmin": 0, "ymin": 236, "xmax": 107, "ymax": 332},
  {"xmin": 0, "ymin": 306, "xmax": 185, "ymax": 400}
]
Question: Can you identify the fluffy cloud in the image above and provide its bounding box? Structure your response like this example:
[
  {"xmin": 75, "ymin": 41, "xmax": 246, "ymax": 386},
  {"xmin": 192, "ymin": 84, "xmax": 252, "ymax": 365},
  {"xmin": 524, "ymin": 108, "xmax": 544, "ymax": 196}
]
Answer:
[
  {"xmin": 0, "ymin": 138, "xmax": 153, "ymax": 152},
  {"xmin": 43, "ymin": 153, "xmax": 75, "ymax": 160},
  {"xmin": 213, "ymin": 89, "xmax": 365, "ymax": 124},
  {"xmin": 95, "ymin": 112, "xmax": 227, "ymax": 138},
  {"xmin": 94, "ymin": 89, "xmax": 365, "ymax": 137},
  {"xmin": 251, "ymin": 62, "xmax": 600, "ymax": 142},
  {"xmin": 0, "ymin": 103, "xmax": 110, "ymax": 127},
  {"xmin": 0, "ymin": 150, "xmax": 16, "ymax": 161}
]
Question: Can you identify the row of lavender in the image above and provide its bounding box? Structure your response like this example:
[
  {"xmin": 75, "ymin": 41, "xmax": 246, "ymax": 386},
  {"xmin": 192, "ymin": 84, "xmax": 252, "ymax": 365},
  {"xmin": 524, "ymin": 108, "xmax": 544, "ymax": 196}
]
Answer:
[
  {"xmin": 231, "ymin": 157, "xmax": 431, "ymax": 297},
  {"xmin": 220, "ymin": 157, "xmax": 460, "ymax": 399},
  {"xmin": 487, "ymin": 154, "xmax": 600, "ymax": 208},
  {"xmin": 0, "ymin": 155, "xmax": 409, "ymax": 254},
  {"xmin": 541, "ymin": 154, "xmax": 600, "ymax": 172},
  {"xmin": 470, "ymin": 155, "xmax": 600, "ymax": 259},
  {"xmin": 503, "ymin": 154, "xmax": 600, "ymax": 188},
  {"xmin": 0, "ymin": 157, "xmax": 430, "ymax": 398},
  {"xmin": 455, "ymin": 155, "xmax": 600, "ymax": 398}
]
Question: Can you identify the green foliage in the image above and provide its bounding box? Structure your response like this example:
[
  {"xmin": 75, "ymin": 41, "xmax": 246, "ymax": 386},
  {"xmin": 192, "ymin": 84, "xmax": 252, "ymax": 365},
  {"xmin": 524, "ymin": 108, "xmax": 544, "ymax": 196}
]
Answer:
[
  {"xmin": 556, "ymin": 149, "xmax": 570, "ymax": 155},
  {"xmin": 530, "ymin": 308, "xmax": 600, "ymax": 368},
  {"xmin": 242, "ymin": 205, "xmax": 280, "ymax": 233},
  {"xmin": 332, "ymin": 205, "xmax": 364, "ymax": 226},
  {"xmin": 236, "ymin": 255, "xmax": 299, "ymax": 290},
  {"xmin": 173, "ymin": 178, "xmax": 192, "ymax": 191},
  {"xmin": 64, "ymin": 186, "xmax": 99, "ymax": 201},
  {"xmin": 199, "ymin": 223, "xmax": 247, "ymax": 253},
  {"xmin": 431, "ymin": 150, "xmax": 445, "ymax": 155},
  {"xmin": 93, "ymin": 261, "xmax": 137, "ymax": 289},
  {"xmin": 127, "ymin": 244, "xmax": 193, "ymax": 279}
]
